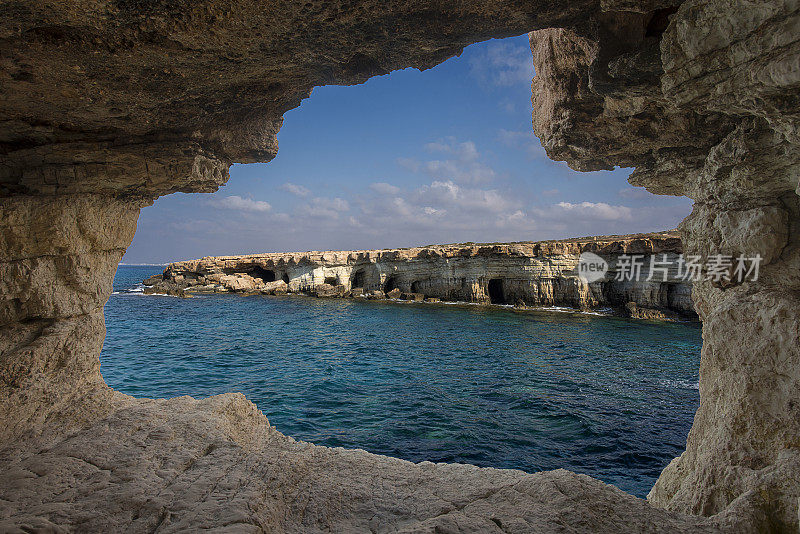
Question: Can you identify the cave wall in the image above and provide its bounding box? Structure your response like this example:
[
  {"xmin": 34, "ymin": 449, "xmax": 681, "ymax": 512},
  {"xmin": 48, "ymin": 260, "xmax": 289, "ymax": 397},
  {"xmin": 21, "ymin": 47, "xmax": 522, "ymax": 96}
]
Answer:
[
  {"xmin": 0, "ymin": 0, "xmax": 798, "ymax": 530},
  {"xmin": 529, "ymin": 1, "xmax": 800, "ymax": 528},
  {"xmin": 0, "ymin": 194, "xmax": 140, "ymax": 444}
]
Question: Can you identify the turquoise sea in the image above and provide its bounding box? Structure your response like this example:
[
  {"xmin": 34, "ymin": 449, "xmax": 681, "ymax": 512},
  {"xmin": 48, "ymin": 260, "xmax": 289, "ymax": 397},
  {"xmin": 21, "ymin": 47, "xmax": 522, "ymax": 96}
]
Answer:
[{"xmin": 103, "ymin": 265, "xmax": 702, "ymax": 498}]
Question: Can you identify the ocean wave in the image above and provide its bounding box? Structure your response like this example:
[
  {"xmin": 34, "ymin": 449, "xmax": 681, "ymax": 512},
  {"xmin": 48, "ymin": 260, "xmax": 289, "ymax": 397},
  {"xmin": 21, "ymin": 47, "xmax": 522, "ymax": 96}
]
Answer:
[
  {"xmin": 114, "ymin": 291, "xmax": 182, "ymax": 298},
  {"xmin": 660, "ymin": 379, "xmax": 700, "ymax": 390},
  {"xmin": 112, "ymin": 283, "xmax": 159, "ymax": 296}
]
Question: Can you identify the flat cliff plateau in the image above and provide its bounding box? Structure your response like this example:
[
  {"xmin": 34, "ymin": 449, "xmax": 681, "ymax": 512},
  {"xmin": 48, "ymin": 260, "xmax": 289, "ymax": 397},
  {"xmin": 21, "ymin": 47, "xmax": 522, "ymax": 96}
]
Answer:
[{"xmin": 146, "ymin": 231, "xmax": 695, "ymax": 320}]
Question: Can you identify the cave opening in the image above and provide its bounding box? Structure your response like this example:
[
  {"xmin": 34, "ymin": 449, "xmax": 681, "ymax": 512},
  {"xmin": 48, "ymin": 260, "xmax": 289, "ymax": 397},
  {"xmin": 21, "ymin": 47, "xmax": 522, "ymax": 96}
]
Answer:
[
  {"xmin": 351, "ymin": 269, "xmax": 366, "ymax": 289},
  {"xmin": 90, "ymin": 29, "xmax": 709, "ymax": 528},
  {"xmin": 384, "ymin": 275, "xmax": 398, "ymax": 292},
  {"xmin": 645, "ymin": 6, "xmax": 679, "ymax": 38},
  {"xmin": 282, "ymin": 273, "xmax": 290, "ymax": 284},
  {"xmin": 12, "ymin": 2, "xmax": 797, "ymax": 528},
  {"xmin": 250, "ymin": 266, "xmax": 276, "ymax": 282},
  {"xmin": 488, "ymin": 278, "xmax": 505, "ymax": 304}
]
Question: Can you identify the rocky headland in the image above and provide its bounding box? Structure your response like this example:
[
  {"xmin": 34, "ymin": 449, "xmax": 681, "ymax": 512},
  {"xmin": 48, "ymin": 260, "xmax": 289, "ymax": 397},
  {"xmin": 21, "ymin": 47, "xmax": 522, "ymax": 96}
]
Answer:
[{"xmin": 144, "ymin": 231, "xmax": 695, "ymax": 321}]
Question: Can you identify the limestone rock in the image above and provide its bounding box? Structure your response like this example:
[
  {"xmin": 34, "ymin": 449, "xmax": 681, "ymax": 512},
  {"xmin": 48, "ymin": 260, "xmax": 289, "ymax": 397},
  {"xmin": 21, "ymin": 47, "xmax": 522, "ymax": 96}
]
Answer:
[
  {"xmin": 312, "ymin": 283, "xmax": 346, "ymax": 298},
  {"xmin": 142, "ymin": 274, "xmax": 163, "ymax": 286},
  {"xmin": 219, "ymin": 273, "xmax": 259, "ymax": 292},
  {"xmin": 0, "ymin": 392, "xmax": 738, "ymax": 533},
  {"xmin": 142, "ymin": 284, "xmax": 188, "ymax": 298},
  {"xmin": 386, "ymin": 288, "xmax": 403, "ymax": 299},
  {"xmin": 625, "ymin": 302, "xmax": 671, "ymax": 321},
  {"xmin": 155, "ymin": 232, "xmax": 696, "ymax": 318},
  {"xmin": 260, "ymin": 280, "xmax": 289, "ymax": 295},
  {"xmin": 0, "ymin": 0, "xmax": 798, "ymax": 531}
]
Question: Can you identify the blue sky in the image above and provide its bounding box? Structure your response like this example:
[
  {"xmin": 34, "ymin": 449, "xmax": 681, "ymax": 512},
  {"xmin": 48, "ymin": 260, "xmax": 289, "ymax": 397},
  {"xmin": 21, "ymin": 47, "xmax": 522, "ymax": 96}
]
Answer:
[{"xmin": 123, "ymin": 35, "xmax": 692, "ymax": 263}]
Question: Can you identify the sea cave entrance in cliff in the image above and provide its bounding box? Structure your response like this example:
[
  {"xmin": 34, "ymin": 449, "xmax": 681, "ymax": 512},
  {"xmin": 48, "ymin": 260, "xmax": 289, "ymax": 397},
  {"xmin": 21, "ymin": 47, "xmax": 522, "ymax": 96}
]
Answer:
[
  {"xmin": 384, "ymin": 275, "xmax": 398, "ymax": 293},
  {"xmin": 351, "ymin": 269, "xmax": 366, "ymax": 289},
  {"xmin": 488, "ymin": 278, "xmax": 505, "ymax": 304},
  {"xmin": 251, "ymin": 266, "xmax": 276, "ymax": 283}
]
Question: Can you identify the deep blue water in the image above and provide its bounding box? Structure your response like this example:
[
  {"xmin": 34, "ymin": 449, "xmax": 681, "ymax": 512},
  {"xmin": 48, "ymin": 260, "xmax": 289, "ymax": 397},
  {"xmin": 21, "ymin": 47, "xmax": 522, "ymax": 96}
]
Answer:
[{"xmin": 103, "ymin": 265, "xmax": 702, "ymax": 498}]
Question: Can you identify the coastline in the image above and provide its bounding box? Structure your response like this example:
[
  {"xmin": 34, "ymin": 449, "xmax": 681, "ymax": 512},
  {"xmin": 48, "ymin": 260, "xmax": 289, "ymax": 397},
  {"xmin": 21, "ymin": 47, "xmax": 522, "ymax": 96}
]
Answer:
[{"xmin": 142, "ymin": 231, "xmax": 697, "ymax": 321}]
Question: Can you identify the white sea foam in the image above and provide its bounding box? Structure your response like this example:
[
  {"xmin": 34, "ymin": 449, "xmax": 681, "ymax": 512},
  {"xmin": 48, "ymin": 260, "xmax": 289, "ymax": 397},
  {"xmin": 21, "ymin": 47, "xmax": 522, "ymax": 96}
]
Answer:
[{"xmin": 660, "ymin": 379, "xmax": 700, "ymax": 390}]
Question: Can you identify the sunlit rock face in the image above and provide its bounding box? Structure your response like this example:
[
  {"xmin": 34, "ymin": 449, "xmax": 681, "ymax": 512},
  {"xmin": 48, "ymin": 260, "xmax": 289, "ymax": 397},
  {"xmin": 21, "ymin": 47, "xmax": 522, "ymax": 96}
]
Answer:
[
  {"xmin": 157, "ymin": 232, "xmax": 696, "ymax": 318},
  {"xmin": 0, "ymin": 194, "xmax": 139, "ymax": 443},
  {"xmin": 530, "ymin": 1, "xmax": 800, "ymax": 529},
  {"xmin": 0, "ymin": 0, "xmax": 798, "ymax": 531}
]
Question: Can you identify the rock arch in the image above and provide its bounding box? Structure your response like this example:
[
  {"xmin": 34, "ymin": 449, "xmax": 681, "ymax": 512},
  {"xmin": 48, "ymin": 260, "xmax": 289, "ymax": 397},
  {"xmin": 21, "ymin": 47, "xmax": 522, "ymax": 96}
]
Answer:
[{"xmin": 0, "ymin": 1, "xmax": 797, "ymax": 531}]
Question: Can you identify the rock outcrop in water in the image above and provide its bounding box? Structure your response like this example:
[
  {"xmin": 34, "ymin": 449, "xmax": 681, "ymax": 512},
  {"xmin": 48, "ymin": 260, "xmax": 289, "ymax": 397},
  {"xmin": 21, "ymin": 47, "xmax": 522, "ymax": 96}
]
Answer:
[
  {"xmin": 148, "ymin": 231, "xmax": 695, "ymax": 320},
  {"xmin": 1, "ymin": 0, "xmax": 798, "ymax": 532}
]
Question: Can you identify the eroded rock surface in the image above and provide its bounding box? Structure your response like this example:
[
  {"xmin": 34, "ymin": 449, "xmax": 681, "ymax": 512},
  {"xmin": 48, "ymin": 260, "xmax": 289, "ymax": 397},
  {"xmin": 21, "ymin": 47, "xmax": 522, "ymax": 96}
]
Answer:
[
  {"xmin": 530, "ymin": 1, "xmax": 800, "ymax": 529},
  {"xmin": 1, "ymin": 0, "xmax": 799, "ymax": 531},
  {"xmin": 151, "ymin": 231, "xmax": 696, "ymax": 319},
  {"xmin": 1, "ymin": 392, "xmax": 742, "ymax": 534}
]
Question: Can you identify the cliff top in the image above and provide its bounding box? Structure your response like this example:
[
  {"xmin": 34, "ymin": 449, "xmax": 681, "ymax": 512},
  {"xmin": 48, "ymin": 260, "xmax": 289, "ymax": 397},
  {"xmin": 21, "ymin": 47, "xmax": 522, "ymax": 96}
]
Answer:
[{"xmin": 166, "ymin": 230, "xmax": 683, "ymax": 269}]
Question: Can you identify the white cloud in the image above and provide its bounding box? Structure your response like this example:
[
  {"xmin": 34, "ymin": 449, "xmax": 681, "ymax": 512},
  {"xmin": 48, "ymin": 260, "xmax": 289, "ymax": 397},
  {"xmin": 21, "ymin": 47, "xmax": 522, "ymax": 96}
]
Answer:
[
  {"xmin": 298, "ymin": 196, "xmax": 350, "ymax": 219},
  {"xmin": 423, "ymin": 159, "xmax": 496, "ymax": 184},
  {"xmin": 417, "ymin": 181, "xmax": 517, "ymax": 214},
  {"xmin": 469, "ymin": 41, "xmax": 535, "ymax": 88},
  {"xmin": 317, "ymin": 197, "xmax": 349, "ymax": 211},
  {"xmin": 406, "ymin": 138, "xmax": 497, "ymax": 184},
  {"xmin": 396, "ymin": 157, "xmax": 420, "ymax": 173},
  {"xmin": 370, "ymin": 182, "xmax": 401, "ymax": 195},
  {"xmin": 209, "ymin": 195, "xmax": 272, "ymax": 213},
  {"xmin": 495, "ymin": 209, "xmax": 537, "ymax": 231},
  {"xmin": 533, "ymin": 201, "xmax": 634, "ymax": 222},
  {"xmin": 423, "ymin": 206, "xmax": 444, "ymax": 216},
  {"xmin": 280, "ymin": 182, "xmax": 311, "ymax": 197},
  {"xmin": 499, "ymin": 98, "xmax": 518, "ymax": 114}
]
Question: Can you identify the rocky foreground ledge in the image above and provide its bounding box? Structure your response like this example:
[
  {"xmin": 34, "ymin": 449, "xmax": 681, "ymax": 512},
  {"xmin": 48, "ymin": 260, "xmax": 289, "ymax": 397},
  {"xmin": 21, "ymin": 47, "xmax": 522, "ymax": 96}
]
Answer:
[{"xmin": 144, "ymin": 231, "xmax": 696, "ymax": 320}]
